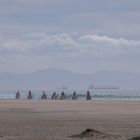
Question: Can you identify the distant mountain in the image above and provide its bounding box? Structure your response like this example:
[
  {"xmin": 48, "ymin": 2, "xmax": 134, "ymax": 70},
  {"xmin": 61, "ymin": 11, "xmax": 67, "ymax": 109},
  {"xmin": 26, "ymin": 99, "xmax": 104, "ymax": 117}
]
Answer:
[{"xmin": 0, "ymin": 68, "xmax": 140, "ymax": 89}]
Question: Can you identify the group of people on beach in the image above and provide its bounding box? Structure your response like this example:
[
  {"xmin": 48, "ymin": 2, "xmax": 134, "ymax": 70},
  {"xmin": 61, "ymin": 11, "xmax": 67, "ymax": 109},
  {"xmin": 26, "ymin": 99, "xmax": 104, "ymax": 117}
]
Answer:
[{"xmin": 15, "ymin": 90, "xmax": 92, "ymax": 100}]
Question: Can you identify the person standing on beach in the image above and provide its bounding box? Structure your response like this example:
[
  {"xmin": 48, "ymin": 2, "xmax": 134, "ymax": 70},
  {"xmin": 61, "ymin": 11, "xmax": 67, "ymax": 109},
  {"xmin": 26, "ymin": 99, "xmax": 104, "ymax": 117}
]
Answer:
[
  {"xmin": 72, "ymin": 91, "xmax": 78, "ymax": 100},
  {"xmin": 86, "ymin": 90, "xmax": 92, "ymax": 100},
  {"xmin": 42, "ymin": 91, "xmax": 47, "ymax": 99},
  {"xmin": 60, "ymin": 91, "xmax": 66, "ymax": 100},
  {"xmin": 28, "ymin": 90, "xmax": 32, "ymax": 99},
  {"xmin": 16, "ymin": 90, "xmax": 20, "ymax": 99}
]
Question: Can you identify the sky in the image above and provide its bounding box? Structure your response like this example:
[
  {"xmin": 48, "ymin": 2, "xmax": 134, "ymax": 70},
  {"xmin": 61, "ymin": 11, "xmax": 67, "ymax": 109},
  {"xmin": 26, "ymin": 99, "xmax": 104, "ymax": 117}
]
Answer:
[{"xmin": 0, "ymin": 0, "xmax": 140, "ymax": 73}]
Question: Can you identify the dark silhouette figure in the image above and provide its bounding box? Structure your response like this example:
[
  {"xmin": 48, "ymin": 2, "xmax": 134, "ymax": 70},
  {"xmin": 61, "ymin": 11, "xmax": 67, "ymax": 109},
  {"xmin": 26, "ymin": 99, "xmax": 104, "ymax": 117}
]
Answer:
[
  {"xmin": 72, "ymin": 91, "xmax": 78, "ymax": 100},
  {"xmin": 51, "ymin": 92, "xmax": 57, "ymax": 99},
  {"xmin": 28, "ymin": 90, "xmax": 32, "ymax": 99},
  {"xmin": 42, "ymin": 91, "xmax": 47, "ymax": 99},
  {"xmin": 16, "ymin": 90, "xmax": 20, "ymax": 99},
  {"xmin": 86, "ymin": 90, "xmax": 92, "ymax": 100},
  {"xmin": 60, "ymin": 91, "xmax": 66, "ymax": 100}
]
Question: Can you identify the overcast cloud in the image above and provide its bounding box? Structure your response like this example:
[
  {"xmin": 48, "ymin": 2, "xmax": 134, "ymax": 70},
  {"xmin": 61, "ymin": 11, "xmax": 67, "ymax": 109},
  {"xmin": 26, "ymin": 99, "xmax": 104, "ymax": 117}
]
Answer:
[{"xmin": 0, "ymin": 0, "xmax": 140, "ymax": 73}]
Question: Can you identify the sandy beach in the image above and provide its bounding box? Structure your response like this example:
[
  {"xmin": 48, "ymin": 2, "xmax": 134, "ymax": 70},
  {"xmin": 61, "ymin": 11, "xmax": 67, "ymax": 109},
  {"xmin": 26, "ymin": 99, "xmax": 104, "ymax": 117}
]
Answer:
[{"xmin": 0, "ymin": 100, "xmax": 140, "ymax": 140}]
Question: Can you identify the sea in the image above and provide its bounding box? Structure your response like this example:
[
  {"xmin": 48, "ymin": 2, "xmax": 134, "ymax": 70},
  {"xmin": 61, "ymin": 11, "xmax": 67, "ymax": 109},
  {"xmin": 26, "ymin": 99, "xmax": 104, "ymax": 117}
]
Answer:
[{"xmin": 0, "ymin": 89, "xmax": 140, "ymax": 100}]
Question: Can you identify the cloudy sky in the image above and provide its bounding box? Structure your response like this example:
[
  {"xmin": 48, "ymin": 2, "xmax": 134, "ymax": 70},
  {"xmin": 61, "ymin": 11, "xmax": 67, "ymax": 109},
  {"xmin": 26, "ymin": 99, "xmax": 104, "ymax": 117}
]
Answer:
[{"xmin": 0, "ymin": 0, "xmax": 140, "ymax": 73}]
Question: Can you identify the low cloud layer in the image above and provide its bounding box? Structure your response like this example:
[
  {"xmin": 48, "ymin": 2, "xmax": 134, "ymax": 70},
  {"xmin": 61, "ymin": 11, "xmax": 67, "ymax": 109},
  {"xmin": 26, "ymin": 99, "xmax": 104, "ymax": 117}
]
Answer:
[
  {"xmin": 79, "ymin": 34, "xmax": 140, "ymax": 46},
  {"xmin": 0, "ymin": 33, "xmax": 140, "ymax": 55},
  {"xmin": 0, "ymin": 33, "xmax": 140, "ymax": 73}
]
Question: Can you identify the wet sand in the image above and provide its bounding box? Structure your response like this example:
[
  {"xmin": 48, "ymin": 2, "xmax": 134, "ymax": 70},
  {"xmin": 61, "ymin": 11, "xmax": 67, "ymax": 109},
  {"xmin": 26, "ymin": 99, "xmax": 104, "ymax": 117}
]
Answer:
[{"xmin": 0, "ymin": 100, "xmax": 140, "ymax": 140}]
